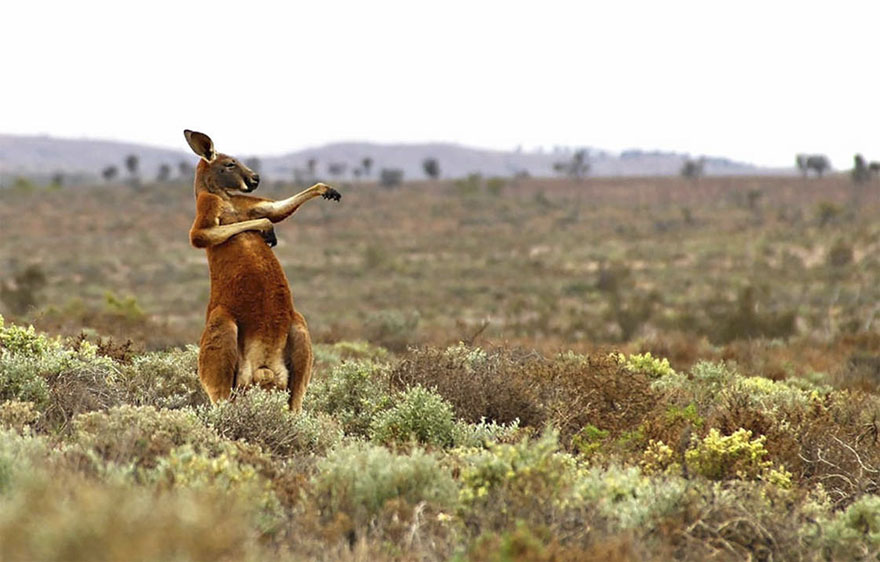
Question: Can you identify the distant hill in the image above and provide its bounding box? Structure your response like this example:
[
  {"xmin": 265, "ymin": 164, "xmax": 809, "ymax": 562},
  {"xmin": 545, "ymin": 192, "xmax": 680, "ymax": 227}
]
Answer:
[{"xmin": 0, "ymin": 134, "xmax": 778, "ymax": 186}]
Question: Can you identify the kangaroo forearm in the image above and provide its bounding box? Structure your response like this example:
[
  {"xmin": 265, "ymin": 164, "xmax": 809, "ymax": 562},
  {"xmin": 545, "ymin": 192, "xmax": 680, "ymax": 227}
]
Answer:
[
  {"xmin": 190, "ymin": 219, "xmax": 267, "ymax": 248},
  {"xmin": 261, "ymin": 185, "xmax": 323, "ymax": 223}
]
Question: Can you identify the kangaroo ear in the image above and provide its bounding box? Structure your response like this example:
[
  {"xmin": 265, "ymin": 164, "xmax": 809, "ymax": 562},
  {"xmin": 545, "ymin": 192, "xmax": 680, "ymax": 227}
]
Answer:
[{"xmin": 184, "ymin": 130, "xmax": 216, "ymax": 162}]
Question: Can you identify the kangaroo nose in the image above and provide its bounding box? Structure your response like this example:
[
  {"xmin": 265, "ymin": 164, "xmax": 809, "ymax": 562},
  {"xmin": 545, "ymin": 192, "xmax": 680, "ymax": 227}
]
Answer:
[{"xmin": 251, "ymin": 174, "xmax": 260, "ymax": 187}]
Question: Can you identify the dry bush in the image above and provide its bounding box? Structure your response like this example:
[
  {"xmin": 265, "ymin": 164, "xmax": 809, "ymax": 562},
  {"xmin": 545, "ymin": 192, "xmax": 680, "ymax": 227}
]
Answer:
[
  {"xmin": 199, "ymin": 388, "xmax": 342, "ymax": 458},
  {"xmin": 0, "ymin": 474, "xmax": 259, "ymax": 562},
  {"xmin": 72, "ymin": 405, "xmax": 219, "ymax": 470},
  {"xmin": 392, "ymin": 345, "xmax": 656, "ymax": 441}
]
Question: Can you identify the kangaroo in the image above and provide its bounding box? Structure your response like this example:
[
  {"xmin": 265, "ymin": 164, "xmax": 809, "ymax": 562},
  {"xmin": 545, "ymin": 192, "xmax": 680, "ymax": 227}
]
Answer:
[{"xmin": 184, "ymin": 129, "xmax": 340, "ymax": 412}]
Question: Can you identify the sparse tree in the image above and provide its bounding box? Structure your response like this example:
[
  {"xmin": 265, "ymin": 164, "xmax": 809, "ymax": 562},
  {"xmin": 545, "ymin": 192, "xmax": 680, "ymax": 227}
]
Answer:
[
  {"xmin": 50, "ymin": 172, "xmax": 65, "ymax": 188},
  {"xmin": 178, "ymin": 160, "xmax": 195, "ymax": 179},
  {"xmin": 796, "ymin": 154, "xmax": 830, "ymax": 178},
  {"xmin": 156, "ymin": 163, "xmax": 172, "ymax": 183},
  {"xmin": 553, "ymin": 148, "xmax": 590, "ymax": 180},
  {"xmin": 102, "ymin": 166, "xmax": 119, "ymax": 182},
  {"xmin": 361, "ymin": 157, "xmax": 373, "ymax": 177},
  {"xmin": 379, "ymin": 168, "xmax": 404, "ymax": 188},
  {"xmin": 422, "ymin": 157, "xmax": 440, "ymax": 179},
  {"xmin": 852, "ymin": 154, "xmax": 871, "ymax": 184},
  {"xmin": 870, "ymin": 162, "xmax": 880, "ymax": 178},
  {"xmin": 327, "ymin": 162, "xmax": 346, "ymax": 178},
  {"xmin": 124, "ymin": 154, "xmax": 139, "ymax": 176},
  {"xmin": 681, "ymin": 157, "xmax": 705, "ymax": 180},
  {"xmin": 307, "ymin": 158, "xmax": 317, "ymax": 175}
]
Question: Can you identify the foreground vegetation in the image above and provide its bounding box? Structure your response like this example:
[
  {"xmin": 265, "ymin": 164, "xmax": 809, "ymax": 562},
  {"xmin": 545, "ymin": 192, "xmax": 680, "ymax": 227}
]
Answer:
[
  {"xmin": 4, "ymin": 175, "xmax": 880, "ymax": 559},
  {"xmin": 3, "ymin": 315, "xmax": 880, "ymax": 561}
]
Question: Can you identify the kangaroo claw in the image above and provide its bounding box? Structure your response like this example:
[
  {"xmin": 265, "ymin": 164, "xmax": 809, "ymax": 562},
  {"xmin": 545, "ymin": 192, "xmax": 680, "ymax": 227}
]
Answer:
[{"xmin": 322, "ymin": 187, "xmax": 342, "ymax": 201}]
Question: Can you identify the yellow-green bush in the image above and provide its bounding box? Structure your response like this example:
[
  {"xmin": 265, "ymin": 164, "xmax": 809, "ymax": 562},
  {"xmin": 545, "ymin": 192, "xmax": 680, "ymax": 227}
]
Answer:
[
  {"xmin": 456, "ymin": 430, "xmax": 578, "ymax": 513},
  {"xmin": 684, "ymin": 428, "xmax": 791, "ymax": 486},
  {"xmin": 152, "ymin": 444, "xmax": 284, "ymax": 534}
]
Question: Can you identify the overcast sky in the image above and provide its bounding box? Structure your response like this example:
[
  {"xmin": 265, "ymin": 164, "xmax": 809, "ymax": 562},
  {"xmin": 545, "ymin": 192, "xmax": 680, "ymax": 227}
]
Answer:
[{"xmin": 2, "ymin": 0, "xmax": 878, "ymax": 168}]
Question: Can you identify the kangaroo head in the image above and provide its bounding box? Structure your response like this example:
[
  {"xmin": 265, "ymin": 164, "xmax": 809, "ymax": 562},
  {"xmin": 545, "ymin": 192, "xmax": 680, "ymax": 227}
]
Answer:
[{"xmin": 184, "ymin": 130, "xmax": 260, "ymax": 196}]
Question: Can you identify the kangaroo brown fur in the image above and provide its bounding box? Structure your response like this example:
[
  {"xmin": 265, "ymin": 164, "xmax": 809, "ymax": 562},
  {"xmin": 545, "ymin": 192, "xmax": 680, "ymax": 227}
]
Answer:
[{"xmin": 184, "ymin": 130, "xmax": 340, "ymax": 412}]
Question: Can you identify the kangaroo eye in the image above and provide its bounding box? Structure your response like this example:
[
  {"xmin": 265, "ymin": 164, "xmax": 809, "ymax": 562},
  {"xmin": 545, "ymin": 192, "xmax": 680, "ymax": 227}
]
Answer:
[{"xmin": 224, "ymin": 162, "xmax": 235, "ymax": 168}]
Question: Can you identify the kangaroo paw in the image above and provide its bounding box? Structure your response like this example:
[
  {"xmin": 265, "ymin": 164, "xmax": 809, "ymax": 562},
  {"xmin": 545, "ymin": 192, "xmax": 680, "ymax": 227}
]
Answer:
[{"xmin": 322, "ymin": 187, "xmax": 342, "ymax": 202}]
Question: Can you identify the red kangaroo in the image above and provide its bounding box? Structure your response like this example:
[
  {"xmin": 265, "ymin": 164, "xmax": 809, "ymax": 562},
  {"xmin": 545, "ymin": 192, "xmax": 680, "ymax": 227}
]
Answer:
[{"xmin": 184, "ymin": 130, "xmax": 341, "ymax": 412}]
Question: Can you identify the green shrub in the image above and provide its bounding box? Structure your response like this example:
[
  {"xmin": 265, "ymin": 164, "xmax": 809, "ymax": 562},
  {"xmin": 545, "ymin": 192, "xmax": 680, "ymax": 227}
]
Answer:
[
  {"xmin": 618, "ymin": 351, "xmax": 676, "ymax": 378},
  {"xmin": 819, "ymin": 494, "xmax": 880, "ymax": 559},
  {"xmin": 394, "ymin": 345, "xmax": 655, "ymax": 440},
  {"xmin": 0, "ymin": 475, "xmax": 257, "ymax": 561},
  {"xmin": 571, "ymin": 424, "xmax": 609, "ymax": 457},
  {"xmin": 369, "ymin": 385, "xmax": 457, "ymax": 447},
  {"xmin": 313, "ymin": 341, "xmax": 390, "ymax": 369},
  {"xmin": 200, "ymin": 388, "xmax": 342, "ymax": 457},
  {"xmin": 685, "ymin": 428, "xmax": 791, "ymax": 486},
  {"xmin": 0, "ymin": 354, "xmax": 50, "ymax": 408},
  {"xmin": 456, "ymin": 430, "xmax": 578, "ymax": 515},
  {"xmin": 73, "ymin": 405, "xmax": 218, "ymax": 470},
  {"xmin": 311, "ymin": 441, "xmax": 457, "ymax": 528},
  {"xmin": 0, "ymin": 401, "xmax": 40, "ymax": 432},
  {"xmin": 574, "ymin": 464, "xmax": 686, "ymax": 529},
  {"xmin": 0, "ymin": 320, "xmax": 125, "ymax": 429},
  {"xmin": 364, "ymin": 310, "xmax": 421, "ymax": 351},
  {"xmin": 452, "ymin": 418, "xmax": 522, "ymax": 448},
  {"xmin": 0, "ymin": 318, "xmax": 54, "ymax": 355},
  {"xmin": 117, "ymin": 346, "xmax": 206, "ymax": 409},
  {"xmin": 308, "ymin": 360, "xmax": 392, "ymax": 436},
  {"xmin": 0, "ymin": 429, "xmax": 50, "ymax": 493},
  {"xmin": 152, "ymin": 444, "xmax": 284, "ymax": 534}
]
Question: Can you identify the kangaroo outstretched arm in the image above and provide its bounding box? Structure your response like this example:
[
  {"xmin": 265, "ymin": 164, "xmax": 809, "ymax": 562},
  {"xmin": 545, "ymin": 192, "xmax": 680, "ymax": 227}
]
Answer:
[{"xmin": 252, "ymin": 183, "xmax": 342, "ymax": 223}]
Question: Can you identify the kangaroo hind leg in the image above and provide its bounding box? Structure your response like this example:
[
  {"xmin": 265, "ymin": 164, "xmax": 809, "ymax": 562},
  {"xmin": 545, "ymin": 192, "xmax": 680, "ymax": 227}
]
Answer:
[
  {"xmin": 198, "ymin": 307, "xmax": 239, "ymax": 403},
  {"xmin": 285, "ymin": 312, "xmax": 314, "ymax": 414}
]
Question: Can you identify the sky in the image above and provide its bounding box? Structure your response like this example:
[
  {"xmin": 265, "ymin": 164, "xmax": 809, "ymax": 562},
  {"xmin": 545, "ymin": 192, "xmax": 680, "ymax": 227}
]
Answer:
[{"xmin": 2, "ymin": 0, "xmax": 879, "ymax": 168}]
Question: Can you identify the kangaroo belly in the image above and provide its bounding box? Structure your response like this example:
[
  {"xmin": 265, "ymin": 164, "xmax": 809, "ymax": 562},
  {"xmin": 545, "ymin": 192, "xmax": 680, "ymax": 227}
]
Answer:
[{"xmin": 205, "ymin": 234, "xmax": 294, "ymax": 333}]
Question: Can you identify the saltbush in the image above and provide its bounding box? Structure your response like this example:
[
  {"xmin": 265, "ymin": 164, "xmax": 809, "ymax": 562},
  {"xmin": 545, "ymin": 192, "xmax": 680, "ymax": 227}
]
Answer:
[
  {"xmin": 73, "ymin": 405, "xmax": 218, "ymax": 470},
  {"xmin": 0, "ymin": 476, "xmax": 257, "ymax": 561},
  {"xmin": 310, "ymin": 441, "xmax": 457, "ymax": 528},
  {"xmin": 307, "ymin": 360, "xmax": 392, "ymax": 436},
  {"xmin": 152, "ymin": 444, "xmax": 284, "ymax": 534},
  {"xmin": 456, "ymin": 431, "xmax": 578, "ymax": 516},
  {"xmin": 574, "ymin": 464, "xmax": 686, "ymax": 529},
  {"xmin": 199, "ymin": 388, "xmax": 342, "ymax": 457},
  {"xmin": 117, "ymin": 346, "xmax": 206, "ymax": 409},
  {"xmin": 819, "ymin": 494, "xmax": 880, "ymax": 559},
  {"xmin": 369, "ymin": 385, "xmax": 457, "ymax": 447}
]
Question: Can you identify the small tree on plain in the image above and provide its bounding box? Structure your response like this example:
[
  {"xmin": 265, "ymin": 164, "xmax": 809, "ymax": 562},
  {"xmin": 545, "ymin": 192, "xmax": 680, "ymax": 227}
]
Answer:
[
  {"xmin": 361, "ymin": 157, "xmax": 373, "ymax": 177},
  {"xmin": 422, "ymin": 157, "xmax": 440, "ymax": 179},
  {"xmin": 102, "ymin": 166, "xmax": 119, "ymax": 182},
  {"xmin": 553, "ymin": 148, "xmax": 590, "ymax": 180},
  {"xmin": 178, "ymin": 160, "xmax": 194, "ymax": 179},
  {"xmin": 379, "ymin": 168, "xmax": 404, "ymax": 188},
  {"xmin": 681, "ymin": 157, "xmax": 705, "ymax": 180},
  {"xmin": 156, "ymin": 164, "xmax": 172, "ymax": 183},
  {"xmin": 852, "ymin": 154, "xmax": 871, "ymax": 184}
]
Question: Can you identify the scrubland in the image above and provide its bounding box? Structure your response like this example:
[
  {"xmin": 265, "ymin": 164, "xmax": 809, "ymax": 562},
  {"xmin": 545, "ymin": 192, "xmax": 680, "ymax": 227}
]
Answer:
[{"xmin": 3, "ymin": 175, "xmax": 880, "ymax": 560}]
